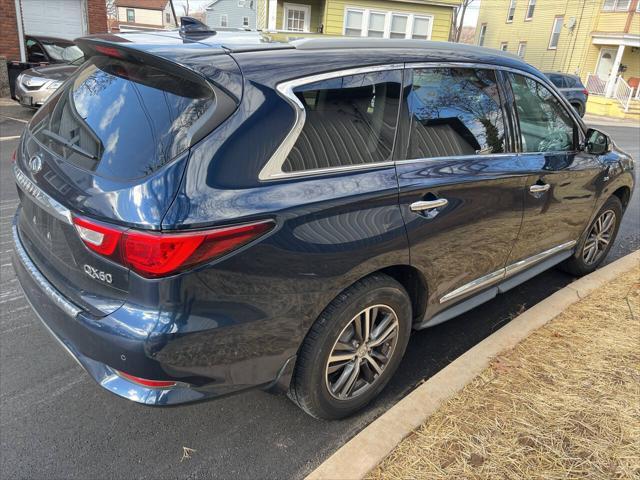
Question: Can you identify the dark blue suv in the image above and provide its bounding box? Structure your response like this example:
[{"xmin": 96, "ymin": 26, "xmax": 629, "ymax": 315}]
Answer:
[{"xmin": 12, "ymin": 31, "xmax": 635, "ymax": 419}]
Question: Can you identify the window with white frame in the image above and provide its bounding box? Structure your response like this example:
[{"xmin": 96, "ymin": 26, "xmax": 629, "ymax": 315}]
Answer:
[
  {"xmin": 603, "ymin": 0, "xmax": 631, "ymax": 10},
  {"xmin": 284, "ymin": 3, "xmax": 310, "ymax": 32},
  {"xmin": 548, "ymin": 16, "xmax": 563, "ymax": 49},
  {"xmin": 525, "ymin": 0, "xmax": 536, "ymax": 19},
  {"xmin": 517, "ymin": 42, "xmax": 527, "ymax": 58},
  {"xmin": 126, "ymin": 8, "xmax": 135, "ymax": 22},
  {"xmin": 477, "ymin": 24, "xmax": 487, "ymax": 46},
  {"xmin": 412, "ymin": 16, "xmax": 431, "ymax": 40},
  {"xmin": 243, "ymin": 16, "xmax": 249, "ymax": 26},
  {"xmin": 342, "ymin": 9, "xmax": 433, "ymax": 39},
  {"xmin": 367, "ymin": 12, "xmax": 386, "ymax": 37},
  {"xmin": 390, "ymin": 14, "xmax": 408, "ymax": 38},
  {"xmin": 220, "ymin": 14, "xmax": 228, "ymax": 26},
  {"xmin": 344, "ymin": 9, "xmax": 363, "ymax": 36},
  {"xmin": 500, "ymin": 42, "xmax": 508, "ymax": 51},
  {"xmin": 506, "ymin": 0, "xmax": 516, "ymax": 22}
]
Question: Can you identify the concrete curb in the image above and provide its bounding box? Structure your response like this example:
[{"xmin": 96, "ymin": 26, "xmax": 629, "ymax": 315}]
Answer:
[{"xmin": 306, "ymin": 250, "xmax": 640, "ymax": 480}]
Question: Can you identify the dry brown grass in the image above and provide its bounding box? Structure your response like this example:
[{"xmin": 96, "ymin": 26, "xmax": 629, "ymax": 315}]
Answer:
[{"xmin": 368, "ymin": 266, "xmax": 640, "ymax": 480}]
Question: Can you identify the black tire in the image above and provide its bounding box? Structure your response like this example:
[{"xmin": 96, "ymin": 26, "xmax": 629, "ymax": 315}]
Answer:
[
  {"xmin": 560, "ymin": 195, "xmax": 622, "ymax": 276},
  {"xmin": 289, "ymin": 273, "xmax": 412, "ymax": 419},
  {"xmin": 571, "ymin": 103, "xmax": 585, "ymax": 117}
]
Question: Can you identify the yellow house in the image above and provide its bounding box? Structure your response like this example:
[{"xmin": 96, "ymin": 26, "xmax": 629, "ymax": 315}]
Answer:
[
  {"xmin": 256, "ymin": 0, "xmax": 460, "ymax": 42},
  {"xmin": 476, "ymin": 0, "xmax": 640, "ymax": 118}
]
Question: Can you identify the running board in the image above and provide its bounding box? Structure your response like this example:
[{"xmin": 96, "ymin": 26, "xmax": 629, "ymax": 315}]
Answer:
[{"xmin": 414, "ymin": 248, "xmax": 574, "ymax": 330}]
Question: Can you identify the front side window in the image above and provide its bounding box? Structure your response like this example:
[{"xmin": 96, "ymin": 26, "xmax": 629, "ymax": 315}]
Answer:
[
  {"xmin": 284, "ymin": 3, "xmax": 310, "ymax": 32},
  {"xmin": 525, "ymin": 0, "xmax": 536, "ymax": 19},
  {"xmin": 509, "ymin": 73, "xmax": 576, "ymax": 153},
  {"xmin": 404, "ymin": 68, "xmax": 506, "ymax": 160},
  {"xmin": 507, "ymin": 0, "xmax": 516, "ymax": 22},
  {"xmin": 549, "ymin": 17, "xmax": 563, "ymax": 49},
  {"xmin": 126, "ymin": 8, "xmax": 135, "ymax": 22},
  {"xmin": 283, "ymin": 70, "xmax": 402, "ymax": 172},
  {"xmin": 478, "ymin": 24, "xmax": 487, "ymax": 46}
]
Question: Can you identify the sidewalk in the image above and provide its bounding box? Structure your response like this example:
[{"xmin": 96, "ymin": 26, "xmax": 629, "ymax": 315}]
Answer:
[
  {"xmin": 584, "ymin": 112, "xmax": 640, "ymax": 128},
  {"xmin": 368, "ymin": 265, "xmax": 639, "ymax": 479}
]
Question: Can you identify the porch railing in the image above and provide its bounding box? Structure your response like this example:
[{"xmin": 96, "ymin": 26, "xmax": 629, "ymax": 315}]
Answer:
[
  {"xmin": 585, "ymin": 73, "xmax": 607, "ymax": 96},
  {"xmin": 614, "ymin": 76, "xmax": 633, "ymax": 112}
]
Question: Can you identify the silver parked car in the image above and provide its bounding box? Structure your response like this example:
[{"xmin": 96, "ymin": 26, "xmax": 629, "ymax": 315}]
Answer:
[{"xmin": 15, "ymin": 57, "xmax": 83, "ymax": 108}]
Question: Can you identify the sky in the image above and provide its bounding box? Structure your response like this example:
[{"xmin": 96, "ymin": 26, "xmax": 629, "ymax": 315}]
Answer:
[{"xmin": 169, "ymin": 0, "xmax": 482, "ymax": 28}]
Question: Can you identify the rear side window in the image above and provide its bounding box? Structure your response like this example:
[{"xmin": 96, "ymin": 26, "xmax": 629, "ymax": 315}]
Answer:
[
  {"xmin": 548, "ymin": 74, "xmax": 566, "ymax": 88},
  {"xmin": 29, "ymin": 56, "xmax": 216, "ymax": 180},
  {"xmin": 509, "ymin": 73, "xmax": 576, "ymax": 153},
  {"xmin": 404, "ymin": 68, "xmax": 506, "ymax": 159},
  {"xmin": 283, "ymin": 70, "xmax": 402, "ymax": 172}
]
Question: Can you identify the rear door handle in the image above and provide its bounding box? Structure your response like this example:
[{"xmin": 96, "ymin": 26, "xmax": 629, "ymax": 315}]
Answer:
[
  {"xmin": 410, "ymin": 198, "xmax": 448, "ymax": 212},
  {"xmin": 529, "ymin": 184, "xmax": 551, "ymax": 194}
]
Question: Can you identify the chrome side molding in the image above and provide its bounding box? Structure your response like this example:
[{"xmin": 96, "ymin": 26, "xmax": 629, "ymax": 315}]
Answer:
[
  {"xmin": 12, "ymin": 220, "xmax": 81, "ymax": 318},
  {"xmin": 440, "ymin": 240, "xmax": 577, "ymax": 304},
  {"xmin": 14, "ymin": 164, "xmax": 72, "ymax": 225}
]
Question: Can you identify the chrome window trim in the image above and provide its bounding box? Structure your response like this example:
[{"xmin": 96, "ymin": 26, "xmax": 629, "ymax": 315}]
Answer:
[
  {"xmin": 439, "ymin": 240, "xmax": 576, "ymax": 304},
  {"xmin": 258, "ymin": 63, "xmax": 404, "ymax": 181},
  {"xmin": 12, "ymin": 219, "xmax": 82, "ymax": 318},
  {"xmin": 259, "ymin": 61, "xmax": 584, "ymax": 181},
  {"xmin": 14, "ymin": 164, "xmax": 72, "ymax": 225}
]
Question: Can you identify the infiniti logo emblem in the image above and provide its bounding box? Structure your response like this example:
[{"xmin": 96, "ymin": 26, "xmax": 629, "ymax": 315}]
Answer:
[{"xmin": 29, "ymin": 154, "xmax": 43, "ymax": 174}]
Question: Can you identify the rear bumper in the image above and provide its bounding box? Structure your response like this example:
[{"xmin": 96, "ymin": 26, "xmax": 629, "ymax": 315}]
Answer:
[{"xmin": 12, "ymin": 215, "xmax": 294, "ymax": 405}]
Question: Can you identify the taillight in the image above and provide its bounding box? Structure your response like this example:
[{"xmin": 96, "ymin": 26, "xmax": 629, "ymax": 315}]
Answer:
[
  {"xmin": 116, "ymin": 371, "xmax": 177, "ymax": 388},
  {"xmin": 582, "ymin": 88, "xmax": 589, "ymax": 96},
  {"xmin": 72, "ymin": 217, "xmax": 274, "ymax": 278},
  {"xmin": 11, "ymin": 149, "xmax": 17, "ymax": 163}
]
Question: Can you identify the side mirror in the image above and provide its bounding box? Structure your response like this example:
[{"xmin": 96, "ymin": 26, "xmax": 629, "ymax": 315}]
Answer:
[{"xmin": 583, "ymin": 128, "xmax": 610, "ymax": 156}]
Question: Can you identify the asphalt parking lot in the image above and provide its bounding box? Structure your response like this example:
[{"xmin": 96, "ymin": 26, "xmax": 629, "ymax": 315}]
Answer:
[{"xmin": 1, "ymin": 101, "xmax": 638, "ymax": 480}]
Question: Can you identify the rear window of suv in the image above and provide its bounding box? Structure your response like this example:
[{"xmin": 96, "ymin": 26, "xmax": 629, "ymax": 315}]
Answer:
[{"xmin": 29, "ymin": 56, "xmax": 215, "ymax": 181}]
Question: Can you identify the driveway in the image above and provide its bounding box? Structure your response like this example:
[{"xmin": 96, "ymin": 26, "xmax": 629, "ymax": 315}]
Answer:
[{"xmin": 1, "ymin": 101, "xmax": 637, "ymax": 480}]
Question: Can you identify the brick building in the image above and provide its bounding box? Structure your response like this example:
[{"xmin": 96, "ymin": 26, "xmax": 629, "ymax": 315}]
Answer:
[{"xmin": 1, "ymin": 0, "xmax": 108, "ymax": 63}]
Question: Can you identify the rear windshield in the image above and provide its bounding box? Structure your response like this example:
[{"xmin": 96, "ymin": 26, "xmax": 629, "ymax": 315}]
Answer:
[{"xmin": 29, "ymin": 56, "xmax": 214, "ymax": 180}]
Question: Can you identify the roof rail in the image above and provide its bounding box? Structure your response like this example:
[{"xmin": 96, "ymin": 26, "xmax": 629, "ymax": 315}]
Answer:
[{"xmin": 290, "ymin": 37, "xmax": 450, "ymax": 50}]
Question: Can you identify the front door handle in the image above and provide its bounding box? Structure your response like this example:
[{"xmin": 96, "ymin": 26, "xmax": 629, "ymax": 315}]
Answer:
[
  {"xmin": 410, "ymin": 198, "xmax": 449, "ymax": 212},
  {"xmin": 529, "ymin": 184, "xmax": 551, "ymax": 194}
]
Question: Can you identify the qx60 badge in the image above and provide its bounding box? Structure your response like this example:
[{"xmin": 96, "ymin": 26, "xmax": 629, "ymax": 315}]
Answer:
[
  {"xmin": 28, "ymin": 154, "xmax": 43, "ymax": 174},
  {"xmin": 83, "ymin": 264, "xmax": 113, "ymax": 284}
]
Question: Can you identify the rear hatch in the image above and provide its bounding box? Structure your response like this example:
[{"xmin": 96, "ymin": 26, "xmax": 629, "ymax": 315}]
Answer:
[{"xmin": 15, "ymin": 39, "xmax": 240, "ymax": 316}]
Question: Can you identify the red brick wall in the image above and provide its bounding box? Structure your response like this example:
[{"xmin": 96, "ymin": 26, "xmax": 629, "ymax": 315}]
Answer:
[
  {"xmin": 87, "ymin": 0, "xmax": 108, "ymax": 34},
  {"xmin": 0, "ymin": 0, "xmax": 22, "ymax": 62}
]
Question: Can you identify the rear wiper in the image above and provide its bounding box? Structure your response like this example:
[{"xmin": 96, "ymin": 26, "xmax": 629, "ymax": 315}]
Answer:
[{"xmin": 41, "ymin": 129, "xmax": 98, "ymax": 161}]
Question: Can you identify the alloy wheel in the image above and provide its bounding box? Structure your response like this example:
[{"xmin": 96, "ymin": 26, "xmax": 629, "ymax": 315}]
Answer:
[
  {"xmin": 582, "ymin": 209, "xmax": 616, "ymax": 265},
  {"xmin": 325, "ymin": 304, "xmax": 400, "ymax": 400}
]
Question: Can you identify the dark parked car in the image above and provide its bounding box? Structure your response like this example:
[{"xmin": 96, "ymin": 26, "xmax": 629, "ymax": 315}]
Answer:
[
  {"xmin": 12, "ymin": 32, "xmax": 635, "ymax": 419},
  {"xmin": 545, "ymin": 72, "xmax": 589, "ymax": 117}
]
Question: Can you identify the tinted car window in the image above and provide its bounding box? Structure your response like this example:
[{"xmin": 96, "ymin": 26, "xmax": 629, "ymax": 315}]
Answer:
[
  {"xmin": 29, "ymin": 56, "xmax": 215, "ymax": 180},
  {"xmin": 548, "ymin": 74, "xmax": 566, "ymax": 88},
  {"xmin": 404, "ymin": 68, "xmax": 506, "ymax": 159},
  {"xmin": 509, "ymin": 73, "xmax": 576, "ymax": 153},
  {"xmin": 283, "ymin": 70, "xmax": 402, "ymax": 172}
]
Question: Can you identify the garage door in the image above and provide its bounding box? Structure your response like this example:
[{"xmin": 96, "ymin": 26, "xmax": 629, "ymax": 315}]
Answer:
[{"xmin": 21, "ymin": 0, "xmax": 86, "ymax": 40}]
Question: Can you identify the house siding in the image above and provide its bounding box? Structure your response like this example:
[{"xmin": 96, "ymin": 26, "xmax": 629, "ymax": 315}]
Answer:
[
  {"xmin": 475, "ymin": 0, "xmax": 640, "ymax": 83},
  {"xmin": 206, "ymin": 0, "xmax": 257, "ymax": 29},
  {"xmin": 118, "ymin": 6, "xmax": 164, "ymax": 26},
  {"xmin": 323, "ymin": 0, "xmax": 453, "ymax": 39}
]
